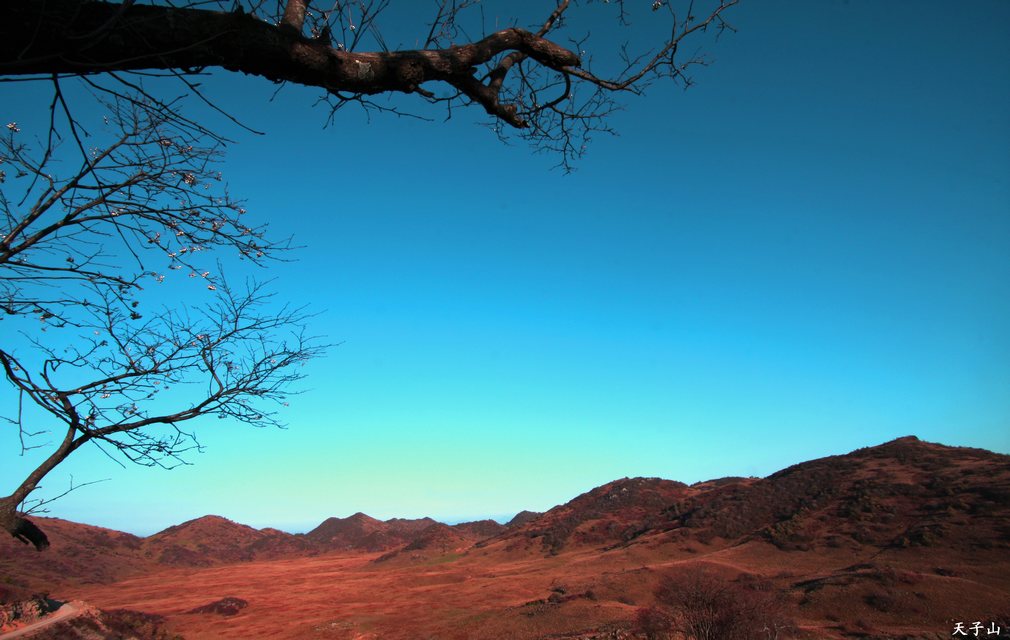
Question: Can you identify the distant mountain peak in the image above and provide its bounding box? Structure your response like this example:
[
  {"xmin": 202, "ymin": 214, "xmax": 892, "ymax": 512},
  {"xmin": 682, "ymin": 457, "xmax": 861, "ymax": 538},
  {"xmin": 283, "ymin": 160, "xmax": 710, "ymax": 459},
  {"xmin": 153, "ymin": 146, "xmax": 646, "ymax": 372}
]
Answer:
[
  {"xmin": 151, "ymin": 514, "xmax": 257, "ymax": 538},
  {"xmin": 506, "ymin": 511, "xmax": 542, "ymax": 528},
  {"xmin": 348, "ymin": 512, "xmax": 380, "ymax": 521}
]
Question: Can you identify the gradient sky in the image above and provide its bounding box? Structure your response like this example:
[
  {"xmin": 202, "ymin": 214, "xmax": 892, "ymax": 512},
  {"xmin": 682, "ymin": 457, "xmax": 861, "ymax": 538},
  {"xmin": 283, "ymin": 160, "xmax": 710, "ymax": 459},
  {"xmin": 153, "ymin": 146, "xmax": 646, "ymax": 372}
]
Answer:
[{"xmin": 2, "ymin": 1, "xmax": 1008, "ymax": 535}]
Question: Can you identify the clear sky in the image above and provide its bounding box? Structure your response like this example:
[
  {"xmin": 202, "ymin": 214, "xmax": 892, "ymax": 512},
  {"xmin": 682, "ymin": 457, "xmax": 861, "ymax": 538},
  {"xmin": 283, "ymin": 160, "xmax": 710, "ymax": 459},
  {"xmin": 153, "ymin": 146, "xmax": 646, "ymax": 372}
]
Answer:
[{"xmin": 2, "ymin": 1, "xmax": 1008, "ymax": 535}]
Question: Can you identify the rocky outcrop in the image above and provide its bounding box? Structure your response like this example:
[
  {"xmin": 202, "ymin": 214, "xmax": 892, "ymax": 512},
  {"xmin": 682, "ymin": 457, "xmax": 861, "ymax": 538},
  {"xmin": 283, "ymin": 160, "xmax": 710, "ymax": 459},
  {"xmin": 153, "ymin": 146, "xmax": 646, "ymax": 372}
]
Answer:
[{"xmin": 0, "ymin": 594, "xmax": 60, "ymax": 632}]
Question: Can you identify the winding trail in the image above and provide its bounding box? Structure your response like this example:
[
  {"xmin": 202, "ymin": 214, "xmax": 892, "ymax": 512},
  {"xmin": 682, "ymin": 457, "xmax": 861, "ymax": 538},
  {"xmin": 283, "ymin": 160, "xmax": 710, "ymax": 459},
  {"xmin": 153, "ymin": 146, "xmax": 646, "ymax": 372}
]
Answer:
[{"xmin": 0, "ymin": 602, "xmax": 83, "ymax": 639}]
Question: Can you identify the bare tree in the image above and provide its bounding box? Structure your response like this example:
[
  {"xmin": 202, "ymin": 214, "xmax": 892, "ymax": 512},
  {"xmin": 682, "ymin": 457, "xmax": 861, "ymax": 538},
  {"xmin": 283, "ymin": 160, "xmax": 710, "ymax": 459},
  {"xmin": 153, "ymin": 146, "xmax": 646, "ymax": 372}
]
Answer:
[
  {"xmin": 0, "ymin": 99, "xmax": 322, "ymax": 550},
  {"xmin": 1, "ymin": 0, "xmax": 739, "ymax": 550}
]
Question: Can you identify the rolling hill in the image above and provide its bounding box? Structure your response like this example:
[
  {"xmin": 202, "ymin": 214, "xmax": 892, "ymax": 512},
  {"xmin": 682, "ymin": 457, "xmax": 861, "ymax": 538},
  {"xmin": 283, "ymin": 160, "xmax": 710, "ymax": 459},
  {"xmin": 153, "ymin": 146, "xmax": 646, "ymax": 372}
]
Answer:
[{"xmin": 2, "ymin": 436, "xmax": 1007, "ymax": 639}]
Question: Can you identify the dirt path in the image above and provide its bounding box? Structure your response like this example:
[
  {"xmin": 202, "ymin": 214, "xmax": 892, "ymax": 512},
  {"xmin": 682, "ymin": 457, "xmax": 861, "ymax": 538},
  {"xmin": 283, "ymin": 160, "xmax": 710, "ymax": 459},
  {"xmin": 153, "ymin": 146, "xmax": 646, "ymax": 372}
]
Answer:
[{"xmin": 0, "ymin": 602, "xmax": 83, "ymax": 639}]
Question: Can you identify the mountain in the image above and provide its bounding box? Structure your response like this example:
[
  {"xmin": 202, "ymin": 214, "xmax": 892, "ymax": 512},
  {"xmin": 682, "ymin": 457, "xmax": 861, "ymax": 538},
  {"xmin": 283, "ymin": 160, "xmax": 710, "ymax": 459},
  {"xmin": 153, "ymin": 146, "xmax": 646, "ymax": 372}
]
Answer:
[
  {"xmin": 376, "ymin": 520, "xmax": 508, "ymax": 563},
  {"xmin": 247, "ymin": 526, "xmax": 318, "ymax": 558},
  {"xmin": 4, "ymin": 436, "xmax": 1008, "ymax": 640},
  {"xmin": 144, "ymin": 515, "xmax": 266, "ymax": 566},
  {"xmin": 304, "ymin": 512, "xmax": 387, "ymax": 550},
  {"xmin": 403, "ymin": 523, "xmax": 471, "ymax": 552},
  {"xmin": 385, "ymin": 517, "xmax": 439, "ymax": 536},
  {"xmin": 480, "ymin": 436, "xmax": 1010, "ymax": 557},
  {"xmin": 452, "ymin": 519, "xmax": 506, "ymax": 539},
  {"xmin": 141, "ymin": 514, "xmax": 317, "ymax": 565},
  {"xmin": 499, "ymin": 477, "xmax": 692, "ymax": 554},
  {"xmin": 0, "ymin": 517, "xmax": 151, "ymax": 593},
  {"xmin": 668, "ymin": 436, "xmax": 1010, "ymax": 551},
  {"xmin": 303, "ymin": 513, "xmax": 438, "ymax": 551},
  {"xmin": 0, "ymin": 514, "xmax": 319, "ymax": 592},
  {"xmin": 505, "ymin": 510, "xmax": 542, "ymax": 528},
  {"xmin": 10, "ymin": 436, "xmax": 1007, "ymax": 579}
]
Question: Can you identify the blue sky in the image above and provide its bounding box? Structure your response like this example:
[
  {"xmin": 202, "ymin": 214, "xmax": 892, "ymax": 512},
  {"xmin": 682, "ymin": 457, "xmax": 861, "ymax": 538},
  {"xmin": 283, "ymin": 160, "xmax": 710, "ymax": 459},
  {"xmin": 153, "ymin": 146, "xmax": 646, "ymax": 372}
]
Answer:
[{"xmin": 2, "ymin": 1, "xmax": 1008, "ymax": 535}]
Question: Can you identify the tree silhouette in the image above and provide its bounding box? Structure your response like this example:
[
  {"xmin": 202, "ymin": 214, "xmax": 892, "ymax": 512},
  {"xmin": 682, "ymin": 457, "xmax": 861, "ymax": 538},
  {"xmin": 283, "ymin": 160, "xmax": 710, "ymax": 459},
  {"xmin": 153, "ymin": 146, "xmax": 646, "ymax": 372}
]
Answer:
[
  {"xmin": 1, "ymin": 0, "xmax": 738, "ymax": 549},
  {"xmin": 0, "ymin": 99, "xmax": 321, "ymax": 549}
]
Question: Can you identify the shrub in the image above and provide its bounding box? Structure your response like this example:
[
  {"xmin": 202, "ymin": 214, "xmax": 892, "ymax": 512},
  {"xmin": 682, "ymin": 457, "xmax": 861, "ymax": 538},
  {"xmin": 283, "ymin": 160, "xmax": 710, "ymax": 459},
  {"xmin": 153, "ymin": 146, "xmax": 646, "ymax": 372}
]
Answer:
[
  {"xmin": 636, "ymin": 569, "xmax": 792, "ymax": 640},
  {"xmin": 636, "ymin": 606, "xmax": 674, "ymax": 640},
  {"xmin": 864, "ymin": 592, "xmax": 896, "ymax": 613}
]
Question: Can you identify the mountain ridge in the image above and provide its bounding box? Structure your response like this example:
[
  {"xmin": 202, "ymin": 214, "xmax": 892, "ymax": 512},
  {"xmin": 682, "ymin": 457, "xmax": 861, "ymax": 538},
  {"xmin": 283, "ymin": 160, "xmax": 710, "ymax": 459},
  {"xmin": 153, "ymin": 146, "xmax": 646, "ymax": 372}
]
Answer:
[
  {"xmin": 3, "ymin": 436, "xmax": 1007, "ymax": 591},
  {"xmin": 3, "ymin": 436, "xmax": 1009, "ymax": 639}
]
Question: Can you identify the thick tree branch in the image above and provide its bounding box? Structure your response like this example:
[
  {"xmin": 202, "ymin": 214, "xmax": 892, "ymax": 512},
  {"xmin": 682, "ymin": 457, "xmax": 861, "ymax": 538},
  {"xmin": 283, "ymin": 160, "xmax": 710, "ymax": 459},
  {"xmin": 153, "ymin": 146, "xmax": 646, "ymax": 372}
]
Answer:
[
  {"xmin": 2, "ymin": 0, "xmax": 739, "ymax": 167},
  {"xmin": 3, "ymin": 0, "xmax": 580, "ymax": 129}
]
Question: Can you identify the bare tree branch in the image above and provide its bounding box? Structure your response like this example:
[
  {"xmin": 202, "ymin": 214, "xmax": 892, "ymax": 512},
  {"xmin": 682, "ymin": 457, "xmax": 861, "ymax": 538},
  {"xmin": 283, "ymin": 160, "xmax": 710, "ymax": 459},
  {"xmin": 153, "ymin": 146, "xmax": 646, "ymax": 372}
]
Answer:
[
  {"xmin": 0, "ymin": 96, "xmax": 321, "ymax": 550},
  {"xmin": 2, "ymin": 0, "xmax": 739, "ymax": 167}
]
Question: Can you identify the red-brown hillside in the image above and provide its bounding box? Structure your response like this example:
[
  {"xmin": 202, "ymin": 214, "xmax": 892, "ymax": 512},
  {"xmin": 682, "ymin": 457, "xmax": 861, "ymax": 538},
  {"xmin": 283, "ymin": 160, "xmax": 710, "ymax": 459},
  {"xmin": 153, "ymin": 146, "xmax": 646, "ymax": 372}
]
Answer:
[
  {"xmin": 665, "ymin": 436, "xmax": 1010, "ymax": 551},
  {"xmin": 377, "ymin": 521, "xmax": 507, "ymax": 563},
  {"xmin": 143, "ymin": 515, "xmax": 266, "ymax": 566},
  {"xmin": 3, "ymin": 436, "xmax": 1008, "ymax": 640},
  {"xmin": 500, "ymin": 477, "xmax": 692, "ymax": 554},
  {"xmin": 403, "ymin": 523, "xmax": 471, "ymax": 552},
  {"xmin": 385, "ymin": 517, "xmax": 439, "ymax": 536},
  {"xmin": 143, "ymin": 515, "xmax": 315, "ymax": 565},
  {"xmin": 0, "ymin": 517, "xmax": 150, "ymax": 593},
  {"xmin": 505, "ymin": 510, "xmax": 543, "ymax": 528},
  {"xmin": 303, "ymin": 512, "xmax": 388, "ymax": 550},
  {"xmin": 246, "ymin": 527, "xmax": 317, "ymax": 558},
  {"xmin": 303, "ymin": 512, "xmax": 439, "ymax": 551},
  {"xmin": 453, "ymin": 519, "xmax": 506, "ymax": 539}
]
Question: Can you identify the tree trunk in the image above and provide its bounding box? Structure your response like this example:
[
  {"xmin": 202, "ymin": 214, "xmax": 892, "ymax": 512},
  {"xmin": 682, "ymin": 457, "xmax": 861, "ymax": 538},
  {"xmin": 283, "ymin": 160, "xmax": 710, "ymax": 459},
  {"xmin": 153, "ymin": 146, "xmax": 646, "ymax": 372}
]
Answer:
[
  {"xmin": 0, "ymin": 420, "xmax": 85, "ymax": 552},
  {"xmin": 0, "ymin": 497, "xmax": 50, "ymax": 551}
]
